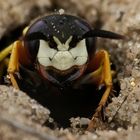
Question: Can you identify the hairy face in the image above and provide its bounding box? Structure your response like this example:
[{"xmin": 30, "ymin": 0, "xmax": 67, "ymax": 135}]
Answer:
[{"xmin": 37, "ymin": 36, "xmax": 88, "ymax": 71}]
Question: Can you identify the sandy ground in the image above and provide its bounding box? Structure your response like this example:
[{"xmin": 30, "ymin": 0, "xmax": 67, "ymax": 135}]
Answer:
[{"xmin": 0, "ymin": 0, "xmax": 140, "ymax": 139}]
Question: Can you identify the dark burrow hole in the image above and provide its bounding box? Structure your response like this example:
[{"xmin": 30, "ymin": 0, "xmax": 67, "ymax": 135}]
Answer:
[
  {"xmin": 1, "ymin": 65, "xmax": 121, "ymax": 130},
  {"xmin": 16, "ymin": 65, "xmax": 120, "ymax": 129},
  {"xmin": 0, "ymin": 23, "xmax": 121, "ymax": 130},
  {"xmin": 0, "ymin": 25, "xmax": 27, "ymax": 51}
]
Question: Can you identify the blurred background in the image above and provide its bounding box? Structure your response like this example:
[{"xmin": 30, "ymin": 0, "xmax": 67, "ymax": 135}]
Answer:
[{"xmin": 0, "ymin": 0, "xmax": 140, "ymax": 140}]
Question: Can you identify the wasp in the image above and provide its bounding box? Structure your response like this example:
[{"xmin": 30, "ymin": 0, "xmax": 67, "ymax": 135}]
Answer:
[{"xmin": 0, "ymin": 14, "xmax": 124, "ymax": 130}]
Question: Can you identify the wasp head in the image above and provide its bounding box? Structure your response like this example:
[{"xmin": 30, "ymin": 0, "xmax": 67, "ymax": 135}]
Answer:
[{"xmin": 23, "ymin": 14, "xmax": 123, "ymax": 86}]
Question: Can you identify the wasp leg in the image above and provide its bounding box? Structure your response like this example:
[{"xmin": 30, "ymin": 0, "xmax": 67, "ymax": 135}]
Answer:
[
  {"xmin": 0, "ymin": 44, "xmax": 12, "ymax": 81},
  {"xmin": 7, "ymin": 41, "xmax": 23, "ymax": 89},
  {"xmin": 0, "ymin": 44, "xmax": 13, "ymax": 62},
  {"xmin": 87, "ymin": 50, "xmax": 112, "ymax": 131},
  {"xmin": 0, "ymin": 58, "xmax": 9, "ymax": 81},
  {"xmin": 76, "ymin": 65, "xmax": 102, "ymax": 87},
  {"xmin": 0, "ymin": 26, "xmax": 29, "ymax": 62}
]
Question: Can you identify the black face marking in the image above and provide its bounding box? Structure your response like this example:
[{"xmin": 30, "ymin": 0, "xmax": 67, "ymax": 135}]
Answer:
[
  {"xmin": 47, "ymin": 38, "xmax": 57, "ymax": 49},
  {"xmin": 25, "ymin": 14, "xmax": 91, "ymax": 43}
]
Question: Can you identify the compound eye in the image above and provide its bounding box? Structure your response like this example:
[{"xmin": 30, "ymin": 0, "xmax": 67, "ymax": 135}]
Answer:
[
  {"xmin": 24, "ymin": 39, "xmax": 39, "ymax": 63},
  {"xmin": 24, "ymin": 20, "xmax": 50, "ymax": 62}
]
